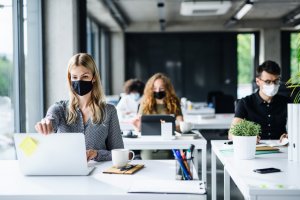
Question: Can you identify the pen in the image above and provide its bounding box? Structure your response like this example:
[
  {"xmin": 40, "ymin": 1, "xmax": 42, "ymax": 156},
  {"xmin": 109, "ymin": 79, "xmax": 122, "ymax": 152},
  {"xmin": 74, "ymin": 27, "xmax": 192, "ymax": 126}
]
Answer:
[{"xmin": 181, "ymin": 150, "xmax": 193, "ymax": 179}]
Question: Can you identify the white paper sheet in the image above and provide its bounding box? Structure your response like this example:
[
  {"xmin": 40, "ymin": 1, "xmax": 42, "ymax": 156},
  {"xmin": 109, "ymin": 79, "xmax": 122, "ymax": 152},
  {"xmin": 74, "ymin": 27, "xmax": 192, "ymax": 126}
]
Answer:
[{"xmin": 127, "ymin": 180, "xmax": 206, "ymax": 195}]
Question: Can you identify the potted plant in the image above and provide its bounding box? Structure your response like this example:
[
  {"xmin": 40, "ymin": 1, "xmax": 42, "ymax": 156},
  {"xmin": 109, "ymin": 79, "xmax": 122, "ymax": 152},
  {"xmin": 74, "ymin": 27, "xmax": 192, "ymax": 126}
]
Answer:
[
  {"xmin": 286, "ymin": 35, "xmax": 300, "ymax": 162},
  {"xmin": 230, "ymin": 119, "xmax": 261, "ymax": 159}
]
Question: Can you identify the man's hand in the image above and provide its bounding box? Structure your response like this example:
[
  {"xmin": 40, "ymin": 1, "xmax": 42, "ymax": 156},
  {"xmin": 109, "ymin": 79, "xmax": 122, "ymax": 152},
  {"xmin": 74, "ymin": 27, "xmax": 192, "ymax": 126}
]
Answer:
[
  {"xmin": 256, "ymin": 135, "xmax": 261, "ymax": 144},
  {"xmin": 279, "ymin": 133, "xmax": 288, "ymax": 143}
]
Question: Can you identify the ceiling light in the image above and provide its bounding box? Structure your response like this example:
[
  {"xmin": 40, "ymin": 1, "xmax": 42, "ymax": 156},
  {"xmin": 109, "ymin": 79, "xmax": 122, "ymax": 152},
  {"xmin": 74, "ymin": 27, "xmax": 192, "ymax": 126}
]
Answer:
[
  {"xmin": 294, "ymin": 13, "xmax": 300, "ymax": 20},
  {"xmin": 234, "ymin": 1, "xmax": 253, "ymax": 20},
  {"xmin": 294, "ymin": 23, "xmax": 300, "ymax": 30},
  {"xmin": 180, "ymin": 1, "xmax": 232, "ymax": 16}
]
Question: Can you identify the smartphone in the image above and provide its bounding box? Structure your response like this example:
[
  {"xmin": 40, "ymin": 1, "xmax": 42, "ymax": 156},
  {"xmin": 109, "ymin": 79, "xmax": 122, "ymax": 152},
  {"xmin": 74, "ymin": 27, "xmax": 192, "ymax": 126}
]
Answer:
[{"xmin": 253, "ymin": 167, "xmax": 281, "ymax": 174}]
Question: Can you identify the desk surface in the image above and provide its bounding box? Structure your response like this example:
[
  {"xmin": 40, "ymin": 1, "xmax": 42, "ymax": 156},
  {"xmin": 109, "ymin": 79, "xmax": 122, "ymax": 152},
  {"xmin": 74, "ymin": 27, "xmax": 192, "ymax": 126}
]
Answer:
[
  {"xmin": 123, "ymin": 135, "xmax": 207, "ymax": 149},
  {"xmin": 184, "ymin": 113, "xmax": 234, "ymax": 129},
  {"xmin": 123, "ymin": 135, "xmax": 207, "ymax": 182},
  {"xmin": 211, "ymin": 140, "xmax": 300, "ymax": 199},
  {"xmin": 0, "ymin": 160, "xmax": 206, "ymax": 200}
]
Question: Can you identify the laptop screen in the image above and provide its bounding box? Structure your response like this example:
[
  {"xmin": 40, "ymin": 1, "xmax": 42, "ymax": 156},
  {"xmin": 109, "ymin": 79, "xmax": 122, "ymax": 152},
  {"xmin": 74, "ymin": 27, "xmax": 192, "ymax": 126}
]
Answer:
[{"xmin": 141, "ymin": 114, "xmax": 175, "ymax": 136}]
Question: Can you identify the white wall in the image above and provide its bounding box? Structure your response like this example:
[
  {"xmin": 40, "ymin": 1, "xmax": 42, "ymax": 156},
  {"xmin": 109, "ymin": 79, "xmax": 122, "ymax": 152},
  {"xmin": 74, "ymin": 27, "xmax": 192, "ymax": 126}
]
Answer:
[
  {"xmin": 111, "ymin": 32, "xmax": 125, "ymax": 95},
  {"xmin": 44, "ymin": 0, "xmax": 79, "ymax": 108}
]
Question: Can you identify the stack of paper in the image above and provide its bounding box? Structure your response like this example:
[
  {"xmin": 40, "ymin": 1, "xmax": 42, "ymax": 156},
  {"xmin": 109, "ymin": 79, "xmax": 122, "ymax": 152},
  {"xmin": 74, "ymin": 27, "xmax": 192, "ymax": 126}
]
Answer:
[{"xmin": 255, "ymin": 146, "xmax": 280, "ymax": 155}]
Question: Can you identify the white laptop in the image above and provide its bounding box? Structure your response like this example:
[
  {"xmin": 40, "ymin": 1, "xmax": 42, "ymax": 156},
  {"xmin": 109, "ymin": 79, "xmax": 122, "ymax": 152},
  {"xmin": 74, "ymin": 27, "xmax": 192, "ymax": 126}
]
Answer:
[{"xmin": 14, "ymin": 133, "xmax": 95, "ymax": 176}]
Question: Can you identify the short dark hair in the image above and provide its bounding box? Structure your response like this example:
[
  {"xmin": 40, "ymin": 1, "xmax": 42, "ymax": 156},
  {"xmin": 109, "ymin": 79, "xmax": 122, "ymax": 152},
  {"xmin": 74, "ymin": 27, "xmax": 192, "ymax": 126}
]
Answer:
[
  {"xmin": 124, "ymin": 79, "xmax": 145, "ymax": 96},
  {"xmin": 256, "ymin": 60, "xmax": 281, "ymax": 77}
]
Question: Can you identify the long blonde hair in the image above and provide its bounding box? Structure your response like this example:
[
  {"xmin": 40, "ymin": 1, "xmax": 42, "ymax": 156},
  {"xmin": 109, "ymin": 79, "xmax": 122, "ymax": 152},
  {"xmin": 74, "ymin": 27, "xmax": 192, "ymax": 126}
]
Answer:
[
  {"xmin": 66, "ymin": 53, "xmax": 106, "ymax": 124},
  {"xmin": 141, "ymin": 73, "xmax": 181, "ymax": 115}
]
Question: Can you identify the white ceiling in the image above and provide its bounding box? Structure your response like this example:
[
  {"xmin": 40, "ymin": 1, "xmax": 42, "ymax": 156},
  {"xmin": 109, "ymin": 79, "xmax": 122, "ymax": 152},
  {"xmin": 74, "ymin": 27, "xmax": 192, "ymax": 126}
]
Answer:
[{"xmin": 88, "ymin": 0, "xmax": 300, "ymax": 32}]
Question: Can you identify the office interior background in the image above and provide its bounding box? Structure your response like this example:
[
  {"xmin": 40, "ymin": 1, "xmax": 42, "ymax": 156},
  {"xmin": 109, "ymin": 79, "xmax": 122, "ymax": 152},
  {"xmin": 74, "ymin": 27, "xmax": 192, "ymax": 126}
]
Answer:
[{"xmin": 0, "ymin": 0, "xmax": 300, "ymax": 159}]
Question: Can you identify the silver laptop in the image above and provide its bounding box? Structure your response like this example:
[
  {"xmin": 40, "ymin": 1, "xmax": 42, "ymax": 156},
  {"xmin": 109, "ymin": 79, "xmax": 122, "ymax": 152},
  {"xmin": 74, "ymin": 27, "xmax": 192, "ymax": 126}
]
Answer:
[{"xmin": 14, "ymin": 133, "xmax": 95, "ymax": 176}]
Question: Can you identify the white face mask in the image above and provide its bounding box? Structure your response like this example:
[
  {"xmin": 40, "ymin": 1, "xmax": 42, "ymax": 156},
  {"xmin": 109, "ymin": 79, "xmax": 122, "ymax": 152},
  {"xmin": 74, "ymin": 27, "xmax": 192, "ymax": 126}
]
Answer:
[
  {"xmin": 262, "ymin": 84, "xmax": 280, "ymax": 97},
  {"xmin": 129, "ymin": 93, "xmax": 140, "ymax": 101}
]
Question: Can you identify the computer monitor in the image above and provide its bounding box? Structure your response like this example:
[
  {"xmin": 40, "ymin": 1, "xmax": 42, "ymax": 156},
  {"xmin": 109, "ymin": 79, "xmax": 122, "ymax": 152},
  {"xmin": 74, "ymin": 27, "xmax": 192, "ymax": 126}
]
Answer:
[{"xmin": 141, "ymin": 114, "xmax": 175, "ymax": 136}]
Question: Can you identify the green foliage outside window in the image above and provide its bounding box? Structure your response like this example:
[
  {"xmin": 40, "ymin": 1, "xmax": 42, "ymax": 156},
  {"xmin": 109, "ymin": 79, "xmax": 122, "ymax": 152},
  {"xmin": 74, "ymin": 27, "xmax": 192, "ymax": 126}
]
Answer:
[
  {"xmin": 237, "ymin": 34, "xmax": 253, "ymax": 84},
  {"xmin": 287, "ymin": 33, "xmax": 300, "ymax": 103},
  {"xmin": 0, "ymin": 56, "xmax": 13, "ymax": 96},
  {"xmin": 290, "ymin": 33, "xmax": 300, "ymax": 78}
]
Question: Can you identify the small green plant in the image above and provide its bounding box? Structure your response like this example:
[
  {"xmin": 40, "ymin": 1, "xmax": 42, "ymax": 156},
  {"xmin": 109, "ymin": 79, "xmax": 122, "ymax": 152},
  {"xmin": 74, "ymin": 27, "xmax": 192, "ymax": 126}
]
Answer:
[
  {"xmin": 230, "ymin": 119, "xmax": 261, "ymax": 136},
  {"xmin": 286, "ymin": 34, "xmax": 300, "ymax": 103}
]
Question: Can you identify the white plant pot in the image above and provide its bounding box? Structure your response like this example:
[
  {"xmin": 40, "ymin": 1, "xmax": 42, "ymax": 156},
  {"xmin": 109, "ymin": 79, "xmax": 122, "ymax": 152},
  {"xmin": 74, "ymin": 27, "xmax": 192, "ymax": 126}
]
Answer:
[
  {"xmin": 232, "ymin": 136, "xmax": 256, "ymax": 160},
  {"xmin": 288, "ymin": 104, "xmax": 300, "ymax": 162}
]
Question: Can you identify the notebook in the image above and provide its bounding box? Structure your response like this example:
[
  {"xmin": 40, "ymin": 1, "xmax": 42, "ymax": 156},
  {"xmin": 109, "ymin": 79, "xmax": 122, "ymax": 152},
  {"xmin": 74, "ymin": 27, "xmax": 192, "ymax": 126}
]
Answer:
[
  {"xmin": 141, "ymin": 114, "xmax": 175, "ymax": 136},
  {"xmin": 103, "ymin": 164, "xmax": 144, "ymax": 174},
  {"xmin": 14, "ymin": 133, "xmax": 95, "ymax": 176}
]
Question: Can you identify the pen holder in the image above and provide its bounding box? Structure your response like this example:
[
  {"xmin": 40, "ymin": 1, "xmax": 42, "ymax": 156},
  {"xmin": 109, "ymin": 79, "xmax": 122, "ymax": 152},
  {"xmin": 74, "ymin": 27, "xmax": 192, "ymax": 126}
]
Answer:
[{"xmin": 175, "ymin": 157, "xmax": 193, "ymax": 180}]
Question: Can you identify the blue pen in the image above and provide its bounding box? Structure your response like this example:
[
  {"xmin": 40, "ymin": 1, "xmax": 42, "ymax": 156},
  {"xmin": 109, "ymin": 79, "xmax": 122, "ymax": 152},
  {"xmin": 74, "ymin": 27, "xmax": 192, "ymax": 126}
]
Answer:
[{"xmin": 174, "ymin": 149, "xmax": 192, "ymax": 180}]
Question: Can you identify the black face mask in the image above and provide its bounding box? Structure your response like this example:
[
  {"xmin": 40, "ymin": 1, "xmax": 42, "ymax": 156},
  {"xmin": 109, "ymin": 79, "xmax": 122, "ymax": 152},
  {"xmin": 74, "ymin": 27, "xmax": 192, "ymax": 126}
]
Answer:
[
  {"xmin": 153, "ymin": 91, "xmax": 166, "ymax": 99},
  {"xmin": 71, "ymin": 80, "xmax": 93, "ymax": 96}
]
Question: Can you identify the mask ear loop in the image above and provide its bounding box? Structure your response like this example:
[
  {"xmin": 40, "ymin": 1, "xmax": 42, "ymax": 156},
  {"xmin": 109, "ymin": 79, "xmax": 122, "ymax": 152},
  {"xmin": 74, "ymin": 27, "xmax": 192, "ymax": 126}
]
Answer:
[{"xmin": 91, "ymin": 74, "xmax": 95, "ymax": 83}]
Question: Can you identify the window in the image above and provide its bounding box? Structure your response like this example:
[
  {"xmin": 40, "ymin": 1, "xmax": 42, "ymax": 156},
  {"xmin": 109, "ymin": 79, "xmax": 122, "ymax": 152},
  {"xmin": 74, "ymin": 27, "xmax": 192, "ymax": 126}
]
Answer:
[
  {"xmin": 290, "ymin": 32, "xmax": 300, "ymax": 78},
  {"xmin": 86, "ymin": 16, "xmax": 111, "ymax": 94},
  {"xmin": 0, "ymin": 0, "xmax": 14, "ymax": 159},
  {"xmin": 0, "ymin": 0, "xmax": 43, "ymax": 160},
  {"xmin": 237, "ymin": 33, "xmax": 255, "ymax": 99}
]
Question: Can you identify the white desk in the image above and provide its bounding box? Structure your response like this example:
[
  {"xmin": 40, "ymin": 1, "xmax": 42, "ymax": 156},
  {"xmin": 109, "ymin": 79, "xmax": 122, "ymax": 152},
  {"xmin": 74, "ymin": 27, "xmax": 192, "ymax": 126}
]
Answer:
[
  {"xmin": 123, "ymin": 135, "xmax": 207, "ymax": 182},
  {"xmin": 184, "ymin": 113, "xmax": 234, "ymax": 129},
  {"xmin": 183, "ymin": 107, "xmax": 215, "ymax": 115},
  {"xmin": 0, "ymin": 160, "xmax": 206, "ymax": 200},
  {"xmin": 211, "ymin": 140, "xmax": 300, "ymax": 200}
]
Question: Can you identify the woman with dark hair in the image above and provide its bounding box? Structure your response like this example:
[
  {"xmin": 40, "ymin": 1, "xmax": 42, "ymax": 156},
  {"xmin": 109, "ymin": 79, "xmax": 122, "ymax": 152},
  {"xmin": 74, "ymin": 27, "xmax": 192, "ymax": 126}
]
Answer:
[{"xmin": 116, "ymin": 79, "xmax": 145, "ymax": 118}]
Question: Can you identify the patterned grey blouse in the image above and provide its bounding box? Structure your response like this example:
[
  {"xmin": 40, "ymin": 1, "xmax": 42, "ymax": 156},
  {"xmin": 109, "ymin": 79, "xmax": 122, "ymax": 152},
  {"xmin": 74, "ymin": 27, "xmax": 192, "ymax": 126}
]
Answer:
[{"xmin": 45, "ymin": 100, "xmax": 124, "ymax": 161}]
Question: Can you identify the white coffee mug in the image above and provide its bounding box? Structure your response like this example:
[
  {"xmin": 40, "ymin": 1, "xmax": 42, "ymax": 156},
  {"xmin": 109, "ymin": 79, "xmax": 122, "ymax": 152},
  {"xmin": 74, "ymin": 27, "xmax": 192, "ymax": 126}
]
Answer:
[
  {"xmin": 112, "ymin": 149, "xmax": 135, "ymax": 168},
  {"xmin": 179, "ymin": 121, "xmax": 192, "ymax": 133}
]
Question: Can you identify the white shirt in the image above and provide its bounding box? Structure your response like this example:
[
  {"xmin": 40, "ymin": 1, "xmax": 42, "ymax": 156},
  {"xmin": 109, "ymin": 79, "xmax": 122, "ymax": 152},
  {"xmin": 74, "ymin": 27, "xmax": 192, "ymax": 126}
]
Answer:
[{"xmin": 116, "ymin": 94, "xmax": 140, "ymax": 119}]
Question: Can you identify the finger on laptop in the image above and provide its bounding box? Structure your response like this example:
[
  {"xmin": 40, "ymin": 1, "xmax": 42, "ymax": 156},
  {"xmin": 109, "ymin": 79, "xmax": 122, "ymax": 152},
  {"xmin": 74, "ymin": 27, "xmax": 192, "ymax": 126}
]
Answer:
[
  {"xmin": 45, "ymin": 119, "xmax": 53, "ymax": 134},
  {"xmin": 35, "ymin": 123, "xmax": 42, "ymax": 133},
  {"xmin": 40, "ymin": 119, "xmax": 48, "ymax": 134}
]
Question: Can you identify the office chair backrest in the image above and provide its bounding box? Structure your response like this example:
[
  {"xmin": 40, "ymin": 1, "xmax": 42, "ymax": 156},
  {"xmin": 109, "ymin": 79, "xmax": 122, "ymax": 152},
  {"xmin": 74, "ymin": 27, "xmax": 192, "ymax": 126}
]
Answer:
[
  {"xmin": 207, "ymin": 91, "xmax": 224, "ymax": 104},
  {"xmin": 213, "ymin": 94, "xmax": 235, "ymax": 113}
]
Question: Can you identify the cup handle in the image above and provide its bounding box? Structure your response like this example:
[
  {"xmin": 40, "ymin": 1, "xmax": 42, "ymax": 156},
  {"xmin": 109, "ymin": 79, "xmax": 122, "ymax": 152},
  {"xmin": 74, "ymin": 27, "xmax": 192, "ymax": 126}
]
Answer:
[{"xmin": 129, "ymin": 150, "xmax": 135, "ymax": 161}]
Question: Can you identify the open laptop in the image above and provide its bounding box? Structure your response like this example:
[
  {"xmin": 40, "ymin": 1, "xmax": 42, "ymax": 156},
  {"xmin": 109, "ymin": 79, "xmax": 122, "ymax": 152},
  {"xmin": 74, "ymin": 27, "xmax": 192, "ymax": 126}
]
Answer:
[
  {"xmin": 141, "ymin": 114, "xmax": 175, "ymax": 136},
  {"xmin": 14, "ymin": 133, "xmax": 95, "ymax": 176}
]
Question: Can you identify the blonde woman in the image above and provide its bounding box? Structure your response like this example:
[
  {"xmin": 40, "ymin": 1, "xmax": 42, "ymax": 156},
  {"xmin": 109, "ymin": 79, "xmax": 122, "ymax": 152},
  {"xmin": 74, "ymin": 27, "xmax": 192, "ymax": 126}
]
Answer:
[{"xmin": 35, "ymin": 53, "xmax": 124, "ymax": 161}]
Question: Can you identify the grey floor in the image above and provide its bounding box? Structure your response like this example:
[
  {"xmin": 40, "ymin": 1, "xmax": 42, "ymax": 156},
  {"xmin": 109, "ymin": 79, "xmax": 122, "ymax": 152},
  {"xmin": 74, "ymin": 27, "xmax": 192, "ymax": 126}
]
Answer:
[{"xmin": 199, "ymin": 130, "xmax": 244, "ymax": 200}]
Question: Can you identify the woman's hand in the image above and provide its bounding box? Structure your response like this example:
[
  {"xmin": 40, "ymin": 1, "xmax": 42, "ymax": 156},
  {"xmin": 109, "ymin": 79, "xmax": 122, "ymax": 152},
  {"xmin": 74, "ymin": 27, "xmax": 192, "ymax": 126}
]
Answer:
[
  {"xmin": 35, "ymin": 118, "xmax": 53, "ymax": 135},
  {"xmin": 131, "ymin": 115, "xmax": 141, "ymax": 132},
  {"xmin": 86, "ymin": 149, "xmax": 98, "ymax": 161}
]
